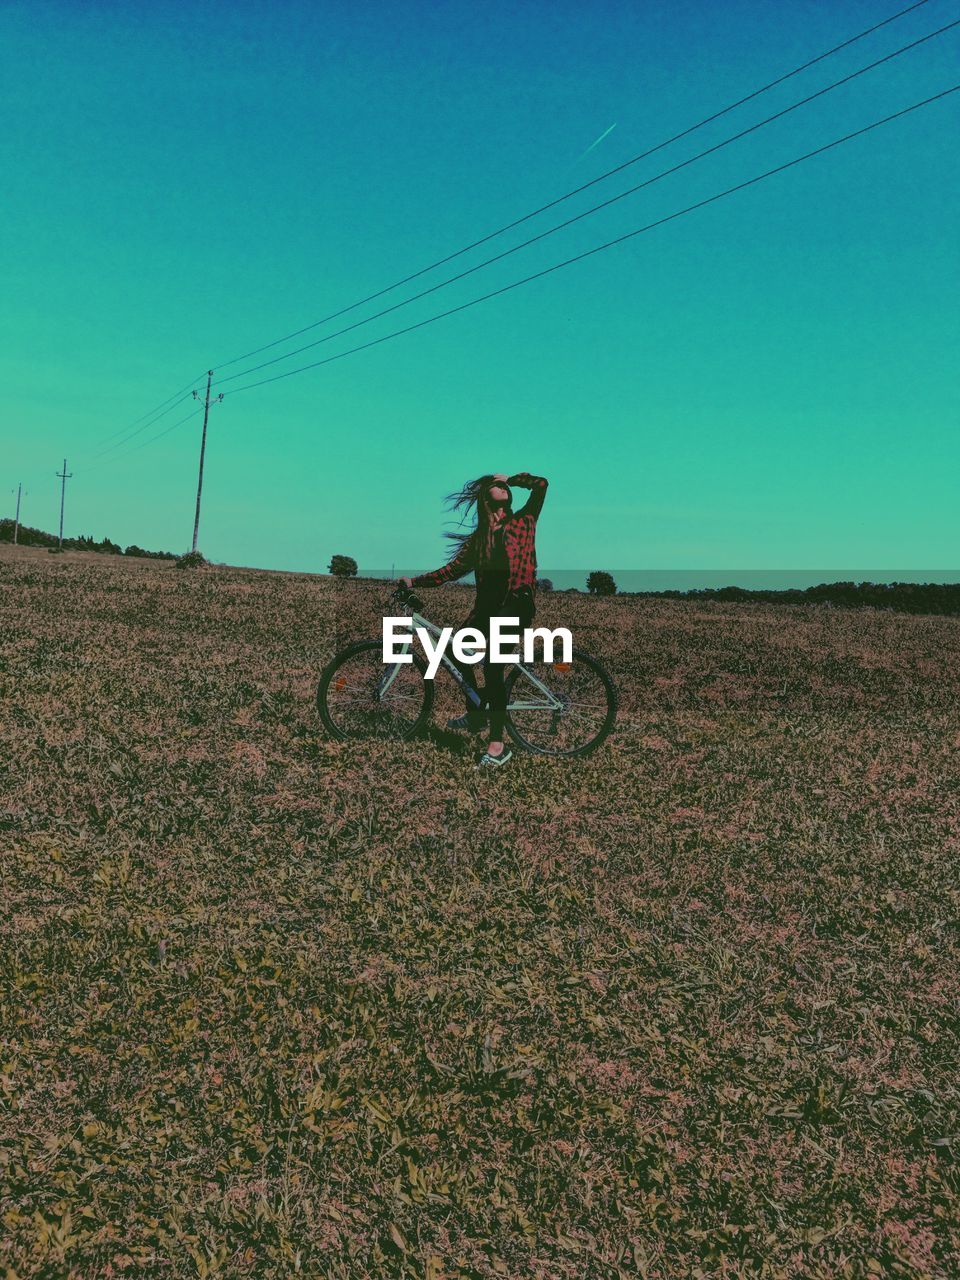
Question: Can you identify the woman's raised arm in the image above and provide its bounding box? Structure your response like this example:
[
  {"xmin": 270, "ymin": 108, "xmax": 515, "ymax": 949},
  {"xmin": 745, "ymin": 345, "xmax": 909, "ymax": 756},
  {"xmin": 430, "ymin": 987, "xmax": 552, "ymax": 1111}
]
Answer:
[{"xmin": 508, "ymin": 473, "xmax": 548, "ymax": 520}]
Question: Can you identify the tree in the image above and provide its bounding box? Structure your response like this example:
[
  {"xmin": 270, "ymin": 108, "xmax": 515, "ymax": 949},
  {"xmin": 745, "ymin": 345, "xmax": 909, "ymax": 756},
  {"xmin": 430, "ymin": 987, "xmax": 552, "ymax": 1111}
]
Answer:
[
  {"xmin": 1, "ymin": 519, "xmax": 55, "ymax": 547},
  {"xmin": 329, "ymin": 555, "xmax": 358, "ymax": 579},
  {"xmin": 175, "ymin": 550, "xmax": 207, "ymax": 570},
  {"xmin": 587, "ymin": 571, "xmax": 616, "ymax": 596},
  {"xmin": 536, "ymin": 577, "xmax": 553, "ymax": 592}
]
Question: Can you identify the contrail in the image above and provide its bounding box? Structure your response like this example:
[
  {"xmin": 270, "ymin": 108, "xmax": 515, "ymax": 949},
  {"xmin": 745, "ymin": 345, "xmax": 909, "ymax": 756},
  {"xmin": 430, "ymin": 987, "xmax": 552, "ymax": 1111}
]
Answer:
[{"xmin": 574, "ymin": 122, "xmax": 617, "ymax": 165}]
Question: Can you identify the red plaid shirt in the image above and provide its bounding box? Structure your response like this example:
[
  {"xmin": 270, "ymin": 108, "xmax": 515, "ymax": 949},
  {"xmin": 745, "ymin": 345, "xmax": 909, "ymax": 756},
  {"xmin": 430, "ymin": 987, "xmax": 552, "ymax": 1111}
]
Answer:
[{"xmin": 412, "ymin": 473, "xmax": 548, "ymax": 592}]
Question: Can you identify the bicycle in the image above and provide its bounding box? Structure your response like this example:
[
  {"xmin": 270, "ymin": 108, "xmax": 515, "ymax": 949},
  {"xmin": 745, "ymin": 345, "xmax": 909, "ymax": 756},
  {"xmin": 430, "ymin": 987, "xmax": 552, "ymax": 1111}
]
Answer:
[{"xmin": 316, "ymin": 586, "xmax": 618, "ymax": 757}]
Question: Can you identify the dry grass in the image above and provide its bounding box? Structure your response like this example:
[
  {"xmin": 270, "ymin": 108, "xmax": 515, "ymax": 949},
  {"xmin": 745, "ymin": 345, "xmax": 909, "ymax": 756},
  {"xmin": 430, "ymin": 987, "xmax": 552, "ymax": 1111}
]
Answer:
[{"xmin": 1, "ymin": 544, "xmax": 959, "ymax": 1278}]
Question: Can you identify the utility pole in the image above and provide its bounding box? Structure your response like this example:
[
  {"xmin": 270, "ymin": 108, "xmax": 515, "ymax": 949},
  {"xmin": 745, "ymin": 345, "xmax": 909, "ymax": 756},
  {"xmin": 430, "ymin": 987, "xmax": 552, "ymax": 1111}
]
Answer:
[
  {"xmin": 55, "ymin": 460, "xmax": 72, "ymax": 551},
  {"xmin": 191, "ymin": 371, "xmax": 223, "ymax": 554},
  {"xmin": 12, "ymin": 483, "xmax": 22, "ymax": 544}
]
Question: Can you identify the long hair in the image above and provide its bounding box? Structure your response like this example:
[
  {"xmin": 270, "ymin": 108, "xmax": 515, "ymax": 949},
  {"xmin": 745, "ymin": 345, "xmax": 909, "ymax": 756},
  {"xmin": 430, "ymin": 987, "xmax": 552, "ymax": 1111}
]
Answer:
[{"xmin": 442, "ymin": 474, "xmax": 513, "ymax": 564}]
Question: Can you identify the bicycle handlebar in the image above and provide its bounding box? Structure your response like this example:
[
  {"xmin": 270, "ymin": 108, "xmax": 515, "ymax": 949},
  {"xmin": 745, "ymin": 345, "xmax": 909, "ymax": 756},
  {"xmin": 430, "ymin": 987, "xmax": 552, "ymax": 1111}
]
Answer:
[{"xmin": 391, "ymin": 585, "xmax": 424, "ymax": 611}]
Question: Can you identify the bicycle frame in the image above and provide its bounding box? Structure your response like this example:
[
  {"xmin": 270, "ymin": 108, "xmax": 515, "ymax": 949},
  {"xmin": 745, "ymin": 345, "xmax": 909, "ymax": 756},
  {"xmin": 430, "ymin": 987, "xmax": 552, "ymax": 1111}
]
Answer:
[{"xmin": 377, "ymin": 602, "xmax": 564, "ymax": 713}]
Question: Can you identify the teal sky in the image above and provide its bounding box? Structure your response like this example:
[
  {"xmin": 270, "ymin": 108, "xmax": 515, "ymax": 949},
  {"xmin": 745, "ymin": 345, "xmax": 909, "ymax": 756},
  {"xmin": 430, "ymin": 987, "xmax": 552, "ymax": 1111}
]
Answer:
[{"xmin": 3, "ymin": 0, "xmax": 958, "ymax": 577}]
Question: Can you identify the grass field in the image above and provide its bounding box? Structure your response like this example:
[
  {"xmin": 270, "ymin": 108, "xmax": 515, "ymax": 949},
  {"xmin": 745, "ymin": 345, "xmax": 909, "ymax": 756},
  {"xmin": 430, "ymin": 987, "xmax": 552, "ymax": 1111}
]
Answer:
[{"xmin": 2, "ymin": 544, "xmax": 959, "ymax": 1278}]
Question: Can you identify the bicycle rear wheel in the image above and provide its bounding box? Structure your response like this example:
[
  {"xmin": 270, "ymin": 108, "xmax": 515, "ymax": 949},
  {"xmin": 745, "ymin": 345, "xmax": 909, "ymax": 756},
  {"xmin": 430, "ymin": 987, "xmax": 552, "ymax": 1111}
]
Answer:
[
  {"xmin": 317, "ymin": 640, "xmax": 434, "ymax": 741},
  {"xmin": 505, "ymin": 647, "xmax": 617, "ymax": 757}
]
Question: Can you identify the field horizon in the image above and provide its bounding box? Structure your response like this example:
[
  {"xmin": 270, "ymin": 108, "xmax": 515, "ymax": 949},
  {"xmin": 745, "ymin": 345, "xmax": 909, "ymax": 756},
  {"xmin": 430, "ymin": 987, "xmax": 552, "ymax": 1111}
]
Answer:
[{"xmin": 6, "ymin": 536, "xmax": 960, "ymax": 602}]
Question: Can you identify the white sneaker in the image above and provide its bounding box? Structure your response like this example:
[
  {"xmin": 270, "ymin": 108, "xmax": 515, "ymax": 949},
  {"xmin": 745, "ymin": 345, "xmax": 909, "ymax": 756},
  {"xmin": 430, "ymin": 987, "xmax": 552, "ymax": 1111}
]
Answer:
[{"xmin": 477, "ymin": 748, "xmax": 512, "ymax": 768}]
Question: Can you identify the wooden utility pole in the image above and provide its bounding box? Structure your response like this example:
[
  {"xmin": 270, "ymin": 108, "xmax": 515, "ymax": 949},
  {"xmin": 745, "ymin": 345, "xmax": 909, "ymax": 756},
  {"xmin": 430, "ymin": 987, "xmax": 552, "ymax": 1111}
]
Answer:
[
  {"xmin": 191, "ymin": 371, "xmax": 223, "ymax": 554},
  {"xmin": 55, "ymin": 460, "xmax": 72, "ymax": 551},
  {"xmin": 12, "ymin": 483, "xmax": 22, "ymax": 544}
]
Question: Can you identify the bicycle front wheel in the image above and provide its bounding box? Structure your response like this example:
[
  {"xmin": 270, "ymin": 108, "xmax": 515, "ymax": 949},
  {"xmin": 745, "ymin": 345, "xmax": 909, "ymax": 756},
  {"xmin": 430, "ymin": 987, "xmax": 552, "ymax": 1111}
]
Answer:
[
  {"xmin": 317, "ymin": 640, "xmax": 434, "ymax": 741},
  {"xmin": 504, "ymin": 647, "xmax": 617, "ymax": 757}
]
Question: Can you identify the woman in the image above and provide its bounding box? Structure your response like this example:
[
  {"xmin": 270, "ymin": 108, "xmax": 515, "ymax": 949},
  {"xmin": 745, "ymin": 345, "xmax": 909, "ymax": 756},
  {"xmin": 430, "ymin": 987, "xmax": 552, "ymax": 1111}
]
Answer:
[{"xmin": 401, "ymin": 471, "xmax": 548, "ymax": 767}]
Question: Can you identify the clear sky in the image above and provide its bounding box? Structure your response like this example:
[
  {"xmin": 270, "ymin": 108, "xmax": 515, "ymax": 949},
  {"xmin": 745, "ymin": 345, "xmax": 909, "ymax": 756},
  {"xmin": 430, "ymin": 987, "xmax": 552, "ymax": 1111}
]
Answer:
[{"xmin": 3, "ymin": 0, "xmax": 958, "ymax": 578}]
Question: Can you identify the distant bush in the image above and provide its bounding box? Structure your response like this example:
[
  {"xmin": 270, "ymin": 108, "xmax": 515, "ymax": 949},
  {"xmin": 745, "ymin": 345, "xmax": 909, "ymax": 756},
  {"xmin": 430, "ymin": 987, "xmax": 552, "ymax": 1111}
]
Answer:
[
  {"xmin": 63, "ymin": 534, "xmax": 120, "ymax": 555},
  {"xmin": 628, "ymin": 580, "xmax": 960, "ymax": 616},
  {"xmin": 329, "ymin": 555, "xmax": 358, "ymax": 579},
  {"xmin": 536, "ymin": 577, "xmax": 554, "ymax": 592},
  {"xmin": 125, "ymin": 545, "xmax": 174, "ymax": 560},
  {"xmin": 76, "ymin": 535, "xmax": 123, "ymax": 556},
  {"xmin": 587, "ymin": 571, "xmax": 616, "ymax": 596},
  {"xmin": 175, "ymin": 550, "xmax": 207, "ymax": 570}
]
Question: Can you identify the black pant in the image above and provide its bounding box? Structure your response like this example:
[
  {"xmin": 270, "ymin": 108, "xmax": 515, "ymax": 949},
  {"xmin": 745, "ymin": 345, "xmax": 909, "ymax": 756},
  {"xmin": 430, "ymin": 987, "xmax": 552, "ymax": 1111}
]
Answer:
[{"xmin": 456, "ymin": 587, "xmax": 535, "ymax": 740}]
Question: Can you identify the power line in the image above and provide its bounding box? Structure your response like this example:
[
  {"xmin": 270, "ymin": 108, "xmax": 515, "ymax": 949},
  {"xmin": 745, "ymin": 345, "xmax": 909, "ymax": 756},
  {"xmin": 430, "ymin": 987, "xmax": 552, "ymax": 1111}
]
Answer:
[
  {"xmin": 124, "ymin": 405, "xmax": 205, "ymax": 457},
  {"xmin": 59, "ymin": 0, "xmax": 944, "ymax": 478},
  {"xmin": 209, "ymin": 0, "xmax": 935, "ymax": 375},
  {"xmin": 84, "ymin": 373, "xmax": 207, "ymax": 456},
  {"xmin": 212, "ymin": 16, "xmax": 959, "ymax": 391},
  {"xmin": 82, "ymin": 390, "xmax": 199, "ymax": 465},
  {"xmin": 220, "ymin": 85, "xmax": 958, "ymax": 400},
  {"xmin": 84, "ymin": 404, "xmax": 205, "ymax": 470}
]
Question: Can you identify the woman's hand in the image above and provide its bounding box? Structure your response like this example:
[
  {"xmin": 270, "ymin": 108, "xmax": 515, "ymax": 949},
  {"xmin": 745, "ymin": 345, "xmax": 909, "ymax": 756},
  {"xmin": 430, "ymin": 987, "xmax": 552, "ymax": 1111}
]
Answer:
[
  {"xmin": 399, "ymin": 576, "xmax": 414, "ymax": 589},
  {"xmin": 492, "ymin": 473, "xmax": 508, "ymax": 483}
]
